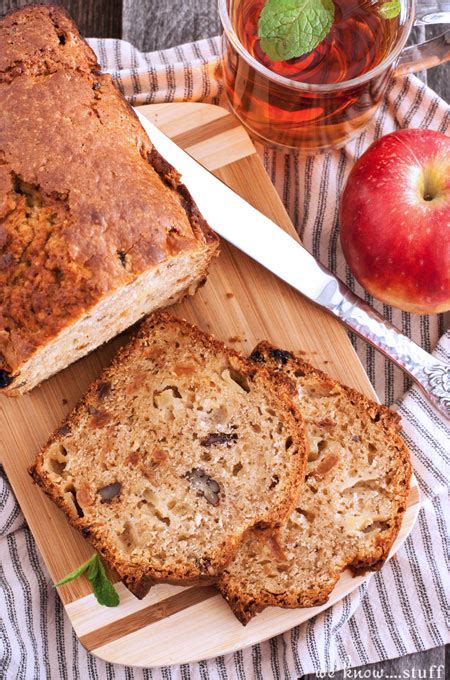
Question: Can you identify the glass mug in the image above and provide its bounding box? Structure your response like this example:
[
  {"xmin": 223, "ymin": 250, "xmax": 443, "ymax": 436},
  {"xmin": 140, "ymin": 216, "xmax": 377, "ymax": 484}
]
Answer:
[{"xmin": 219, "ymin": 0, "xmax": 450, "ymax": 153}]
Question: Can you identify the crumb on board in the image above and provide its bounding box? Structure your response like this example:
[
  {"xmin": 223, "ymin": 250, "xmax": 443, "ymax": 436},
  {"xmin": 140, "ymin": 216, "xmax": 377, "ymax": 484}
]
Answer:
[
  {"xmin": 62, "ymin": 398, "xmax": 68, "ymax": 405},
  {"xmin": 225, "ymin": 292, "xmax": 234, "ymax": 299},
  {"xmin": 228, "ymin": 336, "xmax": 242, "ymax": 343}
]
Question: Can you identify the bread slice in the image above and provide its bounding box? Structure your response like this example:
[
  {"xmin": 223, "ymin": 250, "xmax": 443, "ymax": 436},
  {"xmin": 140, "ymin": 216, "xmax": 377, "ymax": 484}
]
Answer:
[
  {"xmin": 30, "ymin": 316, "xmax": 308, "ymax": 597},
  {"xmin": 0, "ymin": 5, "xmax": 218, "ymax": 395},
  {"xmin": 218, "ymin": 343, "xmax": 412, "ymax": 624}
]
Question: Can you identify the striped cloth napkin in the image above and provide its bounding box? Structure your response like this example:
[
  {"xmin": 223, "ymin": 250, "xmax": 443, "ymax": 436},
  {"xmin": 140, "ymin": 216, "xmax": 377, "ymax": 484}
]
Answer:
[{"xmin": 1, "ymin": 36, "xmax": 449, "ymax": 680}]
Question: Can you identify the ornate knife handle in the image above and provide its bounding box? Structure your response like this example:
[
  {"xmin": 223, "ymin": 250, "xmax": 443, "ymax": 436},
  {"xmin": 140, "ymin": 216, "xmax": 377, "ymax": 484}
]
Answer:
[{"xmin": 318, "ymin": 280, "xmax": 450, "ymax": 420}]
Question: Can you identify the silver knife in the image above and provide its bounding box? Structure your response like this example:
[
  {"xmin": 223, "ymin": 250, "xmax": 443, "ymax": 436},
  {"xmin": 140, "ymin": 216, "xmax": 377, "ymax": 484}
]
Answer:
[{"xmin": 135, "ymin": 109, "xmax": 450, "ymax": 420}]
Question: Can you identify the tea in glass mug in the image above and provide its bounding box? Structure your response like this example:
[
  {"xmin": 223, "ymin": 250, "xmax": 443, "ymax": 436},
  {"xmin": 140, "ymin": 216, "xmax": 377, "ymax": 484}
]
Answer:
[{"xmin": 219, "ymin": 0, "xmax": 450, "ymax": 152}]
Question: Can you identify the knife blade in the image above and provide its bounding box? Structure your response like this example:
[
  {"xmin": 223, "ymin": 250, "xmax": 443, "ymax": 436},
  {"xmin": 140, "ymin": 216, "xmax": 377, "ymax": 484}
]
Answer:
[{"xmin": 135, "ymin": 109, "xmax": 450, "ymax": 420}]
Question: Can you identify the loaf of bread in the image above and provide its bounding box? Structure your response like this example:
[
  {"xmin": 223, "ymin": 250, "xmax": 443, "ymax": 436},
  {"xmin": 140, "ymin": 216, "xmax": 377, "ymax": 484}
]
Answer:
[
  {"xmin": 0, "ymin": 5, "xmax": 218, "ymax": 395},
  {"xmin": 30, "ymin": 315, "xmax": 308, "ymax": 598},
  {"xmin": 218, "ymin": 343, "xmax": 412, "ymax": 624}
]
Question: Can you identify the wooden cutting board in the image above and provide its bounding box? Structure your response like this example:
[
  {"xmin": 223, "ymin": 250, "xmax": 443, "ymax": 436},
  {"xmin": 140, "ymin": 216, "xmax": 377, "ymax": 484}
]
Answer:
[{"xmin": 0, "ymin": 103, "xmax": 419, "ymax": 668}]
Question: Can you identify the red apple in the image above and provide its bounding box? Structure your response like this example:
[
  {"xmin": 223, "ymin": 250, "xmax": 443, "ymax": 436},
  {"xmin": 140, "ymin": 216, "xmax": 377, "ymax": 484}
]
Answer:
[{"xmin": 340, "ymin": 129, "xmax": 450, "ymax": 314}]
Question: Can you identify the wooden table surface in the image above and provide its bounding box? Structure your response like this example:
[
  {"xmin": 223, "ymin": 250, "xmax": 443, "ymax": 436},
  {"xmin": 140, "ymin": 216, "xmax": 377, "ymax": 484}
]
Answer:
[{"xmin": 1, "ymin": 0, "xmax": 447, "ymax": 677}]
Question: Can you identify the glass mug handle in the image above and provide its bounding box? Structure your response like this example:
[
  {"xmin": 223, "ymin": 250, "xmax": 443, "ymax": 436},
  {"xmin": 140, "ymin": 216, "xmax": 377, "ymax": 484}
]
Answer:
[{"xmin": 395, "ymin": 1, "xmax": 450, "ymax": 75}]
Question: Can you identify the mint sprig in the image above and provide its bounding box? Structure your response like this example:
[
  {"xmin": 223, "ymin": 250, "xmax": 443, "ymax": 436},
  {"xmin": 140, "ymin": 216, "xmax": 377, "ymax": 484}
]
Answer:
[
  {"xmin": 379, "ymin": 0, "xmax": 401, "ymax": 19},
  {"xmin": 56, "ymin": 554, "xmax": 120, "ymax": 607},
  {"xmin": 258, "ymin": 0, "xmax": 335, "ymax": 62}
]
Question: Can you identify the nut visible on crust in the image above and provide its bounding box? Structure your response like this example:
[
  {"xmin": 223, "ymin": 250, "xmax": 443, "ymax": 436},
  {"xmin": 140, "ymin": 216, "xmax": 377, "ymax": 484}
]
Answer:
[
  {"xmin": 268, "ymin": 348, "xmax": 293, "ymax": 365},
  {"xmin": 0, "ymin": 370, "xmax": 14, "ymax": 388}
]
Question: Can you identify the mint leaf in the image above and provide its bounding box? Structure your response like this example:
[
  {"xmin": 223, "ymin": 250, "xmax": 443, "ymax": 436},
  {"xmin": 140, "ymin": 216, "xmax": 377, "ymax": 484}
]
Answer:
[
  {"xmin": 379, "ymin": 0, "xmax": 401, "ymax": 19},
  {"xmin": 88, "ymin": 555, "xmax": 120, "ymax": 607},
  {"xmin": 258, "ymin": 0, "xmax": 335, "ymax": 62},
  {"xmin": 55, "ymin": 554, "xmax": 120, "ymax": 607},
  {"xmin": 55, "ymin": 555, "xmax": 94, "ymax": 586}
]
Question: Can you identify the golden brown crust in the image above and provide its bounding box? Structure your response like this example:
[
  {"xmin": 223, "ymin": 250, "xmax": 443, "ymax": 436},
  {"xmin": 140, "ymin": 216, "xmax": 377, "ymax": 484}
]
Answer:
[
  {"xmin": 218, "ymin": 342, "xmax": 412, "ymax": 624},
  {"xmin": 29, "ymin": 313, "xmax": 308, "ymax": 594},
  {"xmin": 0, "ymin": 5, "xmax": 218, "ymax": 389}
]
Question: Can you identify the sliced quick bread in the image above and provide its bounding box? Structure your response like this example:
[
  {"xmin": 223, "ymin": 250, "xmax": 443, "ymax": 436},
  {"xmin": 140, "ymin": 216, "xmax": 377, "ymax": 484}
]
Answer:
[
  {"xmin": 218, "ymin": 342, "xmax": 412, "ymax": 624},
  {"xmin": 30, "ymin": 316, "xmax": 308, "ymax": 598}
]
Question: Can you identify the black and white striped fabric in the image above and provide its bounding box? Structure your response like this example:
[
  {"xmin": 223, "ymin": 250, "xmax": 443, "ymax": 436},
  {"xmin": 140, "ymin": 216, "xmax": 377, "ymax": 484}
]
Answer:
[{"xmin": 1, "ymin": 37, "xmax": 449, "ymax": 679}]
